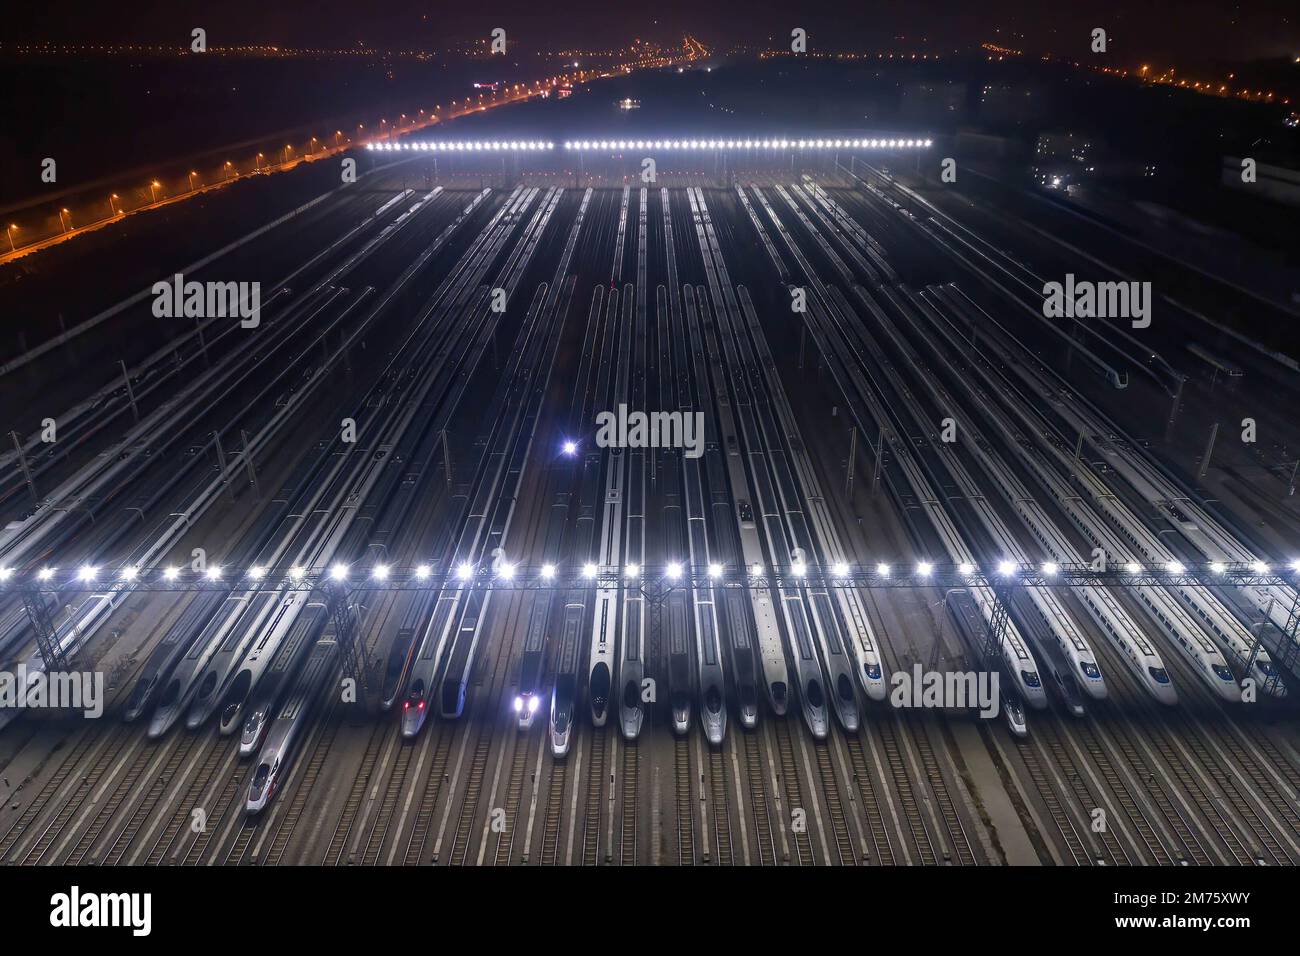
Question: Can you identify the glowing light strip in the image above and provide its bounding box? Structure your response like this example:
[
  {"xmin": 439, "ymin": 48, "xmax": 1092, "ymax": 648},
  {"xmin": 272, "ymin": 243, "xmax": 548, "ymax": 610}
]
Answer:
[
  {"xmin": 561, "ymin": 137, "xmax": 933, "ymax": 150},
  {"xmin": 366, "ymin": 141, "xmax": 555, "ymax": 152},
  {"xmin": 364, "ymin": 137, "xmax": 934, "ymax": 153}
]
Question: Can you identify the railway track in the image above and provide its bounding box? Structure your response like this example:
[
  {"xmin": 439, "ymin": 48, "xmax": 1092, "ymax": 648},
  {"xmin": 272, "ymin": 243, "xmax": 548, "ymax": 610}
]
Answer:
[
  {"xmin": 141, "ymin": 736, "xmax": 238, "ymax": 865},
  {"xmin": 1092, "ymin": 707, "xmax": 1214, "ymax": 864},
  {"xmin": 492, "ymin": 734, "xmax": 532, "ymax": 866},
  {"xmin": 707, "ymin": 746, "xmax": 733, "ymax": 865},
  {"xmin": 1016, "ymin": 735, "xmax": 1094, "ymax": 866},
  {"xmin": 874, "ymin": 717, "xmax": 938, "ymax": 865},
  {"xmin": 843, "ymin": 733, "xmax": 896, "ymax": 864},
  {"xmin": 322, "ymin": 721, "xmax": 391, "ymax": 865},
  {"xmin": 1066, "ymin": 719, "xmax": 1170, "ymax": 865},
  {"xmin": 400, "ymin": 727, "xmax": 454, "ymax": 865},
  {"xmin": 674, "ymin": 736, "xmax": 695, "ymax": 865},
  {"xmin": 580, "ymin": 725, "xmax": 607, "ymax": 865},
  {"xmin": 66, "ymin": 733, "xmax": 200, "ymax": 865},
  {"xmin": 771, "ymin": 718, "xmax": 814, "ymax": 865},
  {"xmin": 619, "ymin": 741, "xmax": 639, "ymax": 865},
  {"xmin": 539, "ymin": 757, "xmax": 568, "ymax": 865},
  {"xmin": 811, "ymin": 740, "xmax": 855, "ymax": 865},
  {"xmin": 9, "ymin": 731, "xmax": 136, "ymax": 865},
  {"xmin": 740, "ymin": 730, "xmax": 777, "ymax": 865},
  {"xmin": 359, "ymin": 739, "xmax": 417, "ymax": 865}
]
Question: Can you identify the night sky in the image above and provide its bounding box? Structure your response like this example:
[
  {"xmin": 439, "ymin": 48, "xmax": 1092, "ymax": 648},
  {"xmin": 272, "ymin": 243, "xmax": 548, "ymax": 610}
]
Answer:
[{"xmin": 7, "ymin": 0, "xmax": 1299, "ymax": 64}]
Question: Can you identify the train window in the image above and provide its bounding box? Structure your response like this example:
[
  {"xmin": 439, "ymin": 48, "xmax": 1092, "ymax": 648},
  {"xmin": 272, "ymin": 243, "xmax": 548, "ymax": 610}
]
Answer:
[
  {"xmin": 1212, "ymin": 664, "xmax": 1234, "ymax": 682},
  {"xmin": 1148, "ymin": 666, "xmax": 1170, "ymax": 684},
  {"xmin": 1080, "ymin": 661, "xmax": 1101, "ymax": 680},
  {"xmin": 1021, "ymin": 670, "xmax": 1041, "ymax": 688},
  {"xmin": 252, "ymin": 763, "xmax": 270, "ymax": 790}
]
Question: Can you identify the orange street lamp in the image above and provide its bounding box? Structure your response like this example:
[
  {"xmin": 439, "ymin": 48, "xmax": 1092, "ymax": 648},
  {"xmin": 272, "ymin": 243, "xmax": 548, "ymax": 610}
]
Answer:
[
  {"xmin": 188, "ymin": 170, "xmax": 198, "ymax": 191},
  {"xmin": 5, "ymin": 224, "xmax": 16, "ymax": 252},
  {"xmin": 59, "ymin": 208, "xmax": 71, "ymax": 232},
  {"xmin": 149, "ymin": 180, "xmax": 161, "ymax": 202},
  {"xmin": 110, "ymin": 193, "xmax": 121, "ymax": 216}
]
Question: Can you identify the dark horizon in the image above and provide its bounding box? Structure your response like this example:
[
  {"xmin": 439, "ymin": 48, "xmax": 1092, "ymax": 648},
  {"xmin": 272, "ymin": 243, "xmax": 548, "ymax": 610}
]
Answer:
[{"xmin": 6, "ymin": 0, "xmax": 1299, "ymax": 66}]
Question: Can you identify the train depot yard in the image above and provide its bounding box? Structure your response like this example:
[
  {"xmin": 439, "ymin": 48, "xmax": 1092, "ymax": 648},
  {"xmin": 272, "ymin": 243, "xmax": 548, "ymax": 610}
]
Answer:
[{"xmin": 2, "ymin": 2, "xmax": 1298, "ymax": 937}]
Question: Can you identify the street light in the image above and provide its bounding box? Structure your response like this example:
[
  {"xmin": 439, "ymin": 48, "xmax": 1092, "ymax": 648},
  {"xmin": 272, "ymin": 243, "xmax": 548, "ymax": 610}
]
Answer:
[
  {"xmin": 188, "ymin": 170, "xmax": 198, "ymax": 191},
  {"xmin": 109, "ymin": 193, "xmax": 120, "ymax": 216},
  {"xmin": 59, "ymin": 208, "xmax": 71, "ymax": 232},
  {"xmin": 149, "ymin": 180, "xmax": 160, "ymax": 203},
  {"xmin": 5, "ymin": 224, "xmax": 16, "ymax": 253}
]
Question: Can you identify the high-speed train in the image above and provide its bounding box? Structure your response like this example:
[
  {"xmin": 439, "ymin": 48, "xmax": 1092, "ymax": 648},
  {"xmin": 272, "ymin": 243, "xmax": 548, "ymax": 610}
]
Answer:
[
  {"xmin": 236, "ymin": 602, "xmax": 327, "ymax": 754},
  {"xmin": 246, "ymin": 635, "xmax": 337, "ymax": 814}
]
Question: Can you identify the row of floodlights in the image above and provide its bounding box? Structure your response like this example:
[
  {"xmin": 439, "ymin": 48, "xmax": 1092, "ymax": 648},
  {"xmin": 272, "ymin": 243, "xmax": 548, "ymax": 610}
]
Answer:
[
  {"xmin": 1, "ymin": 558, "xmax": 1293, "ymax": 586},
  {"xmin": 365, "ymin": 138, "xmax": 934, "ymax": 153}
]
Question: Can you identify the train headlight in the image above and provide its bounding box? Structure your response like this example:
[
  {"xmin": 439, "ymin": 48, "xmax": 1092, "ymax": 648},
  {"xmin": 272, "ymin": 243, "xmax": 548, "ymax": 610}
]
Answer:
[
  {"xmin": 513, "ymin": 696, "xmax": 524, "ymax": 713},
  {"xmin": 529, "ymin": 696, "xmax": 540, "ymax": 713}
]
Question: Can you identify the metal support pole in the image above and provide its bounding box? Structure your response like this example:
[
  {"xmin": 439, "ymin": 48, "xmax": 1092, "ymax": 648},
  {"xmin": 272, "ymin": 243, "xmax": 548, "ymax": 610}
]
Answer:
[
  {"xmin": 213, "ymin": 431, "xmax": 234, "ymax": 501},
  {"xmin": 442, "ymin": 429, "xmax": 453, "ymax": 489},
  {"xmin": 22, "ymin": 587, "xmax": 66, "ymax": 671},
  {"xmin": 1165, "ymin": 376, "xmax": 1186, "ymax": 441},
  {"xmin": 10, "ymin": 430, "xmax": 38, "ymax": 508},
  {"xmin": 241, "ymin": 429, "xmax": 261, "ymax": 500},
  {"xmin": 870, "ymin": 429, "xmax": 884, "ymax": 497},
  {"xmin": 1198, "ymin": 422, "xmax": 1219, "ymax": 480},
  {"xmin": 845, "ymin": 426, "xmax": 858, "ymax": 498},
  {"xmin": 1288, "ymin": 458, "xmax": 1298, "ymax": 497},
  {"xmin": 120, "ymin": 360, "xmax": 140, "ymax": 423},
  {"xmin": 328, "ymin": 584, "xmax": 367, "ymax": 707}
]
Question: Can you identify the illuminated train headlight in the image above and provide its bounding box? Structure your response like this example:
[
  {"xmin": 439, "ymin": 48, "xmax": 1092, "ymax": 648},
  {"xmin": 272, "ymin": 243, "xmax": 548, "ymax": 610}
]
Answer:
[
  {"xmin": 513, "ymin": 697, "xmax": 524, "ymax": 713},
  {"xmin": 528, "ymin": 696, "xmax": 540, "ymax": 714}
]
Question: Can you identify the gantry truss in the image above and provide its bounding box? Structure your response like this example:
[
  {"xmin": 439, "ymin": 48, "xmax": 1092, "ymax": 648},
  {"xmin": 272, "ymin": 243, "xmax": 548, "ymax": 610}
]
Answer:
[{"xmin": 7, "ymin": 562, "xmax": 1300, "ymax": 692}]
